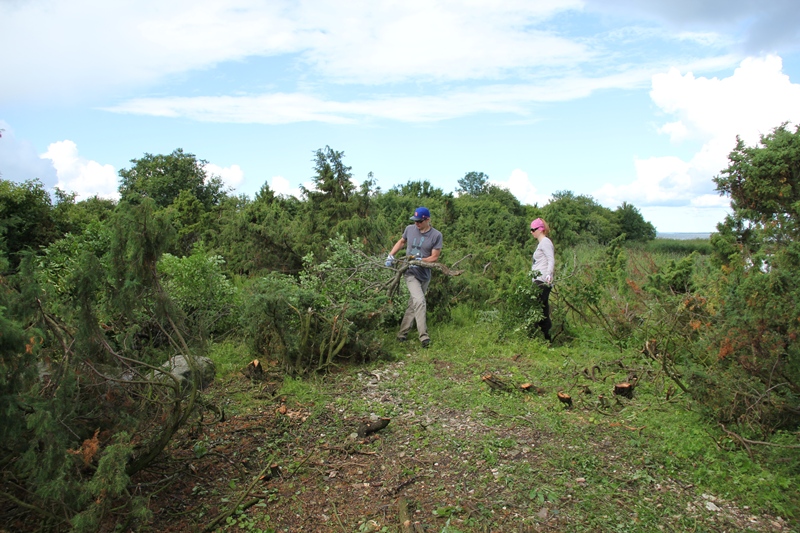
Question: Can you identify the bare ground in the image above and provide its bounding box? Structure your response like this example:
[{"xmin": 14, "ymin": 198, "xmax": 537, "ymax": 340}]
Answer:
[{"xmin": 137, "ymin": 356, "xmax": 795, "ymax": 533}]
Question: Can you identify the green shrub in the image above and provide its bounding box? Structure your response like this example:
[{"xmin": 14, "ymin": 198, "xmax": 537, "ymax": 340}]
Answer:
[
  {"xmin": 157, "ymin": 249, "xmax": 240, "ymax": 341},
  {"xmin": 240, "ymin": 236, "xmax": 392, "ymax": 374}
]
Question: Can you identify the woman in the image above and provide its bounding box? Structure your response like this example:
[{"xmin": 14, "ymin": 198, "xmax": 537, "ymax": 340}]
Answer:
[{"xmin": 530, "ymin": 218, "xmax": 554, "ymax": 341}]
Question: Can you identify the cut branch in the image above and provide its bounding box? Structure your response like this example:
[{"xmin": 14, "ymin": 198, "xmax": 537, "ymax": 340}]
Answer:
[{"xmin": 385, "ymin": 255, "xmax": 468, "ymax": 298}]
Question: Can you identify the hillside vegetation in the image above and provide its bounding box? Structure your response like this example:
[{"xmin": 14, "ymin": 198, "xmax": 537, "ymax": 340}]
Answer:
[{"xmin": 1, "ymin": 126, "xmax": 798, "ymax": 531}]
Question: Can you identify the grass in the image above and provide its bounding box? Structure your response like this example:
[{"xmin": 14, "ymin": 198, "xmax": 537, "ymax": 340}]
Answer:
[{"xmin": 195, "ymin": 307, "xmax": 798, "ymax": 533}]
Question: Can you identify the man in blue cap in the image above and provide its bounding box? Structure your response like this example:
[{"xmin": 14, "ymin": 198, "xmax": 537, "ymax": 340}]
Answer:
[{"xmin": 385, "ymin": 207, "xmax": 443, "ymax": 348}]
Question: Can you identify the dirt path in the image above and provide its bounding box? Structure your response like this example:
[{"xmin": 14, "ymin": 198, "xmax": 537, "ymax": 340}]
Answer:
[{"xmin": 139, "ymin": 359, "xmax": 793, "ymax": 533}]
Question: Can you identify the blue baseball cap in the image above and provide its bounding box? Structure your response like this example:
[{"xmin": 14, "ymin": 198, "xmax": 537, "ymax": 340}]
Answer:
[{"xmin": 410, "ymin": 207, "xmax": 431, "ymax": 221}]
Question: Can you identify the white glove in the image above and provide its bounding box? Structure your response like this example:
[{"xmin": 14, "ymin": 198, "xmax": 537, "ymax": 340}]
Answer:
[{"xmin": 385, "ymin": 254, "xmax": 395, "ymax": 267}]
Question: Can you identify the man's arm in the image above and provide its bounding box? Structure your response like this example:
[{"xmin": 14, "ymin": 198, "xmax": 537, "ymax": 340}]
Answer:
[
  {"xmin": 388, "ymin": 237, "xmax": 406, "ymax": 257},
  {"xmin": 421, "ymin": 248, "xmax": 441, "ymax": 263}
]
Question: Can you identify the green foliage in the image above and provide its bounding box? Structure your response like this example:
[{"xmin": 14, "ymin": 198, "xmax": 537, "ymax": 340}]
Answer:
[
  {"xmin": 0, "ymin": 195, "xmax": 209, "ymax": 529},
  {"xmin": 448, "ymin": 188, "xmax": 527, "ymax": 249},
  {"xmin": 703, "ymin": 123, "xmax": 800, "ymax": 432},
  {"xmin": 644, "ymin": 252, "xmax": 698, "ymax": 295},
  {"xmin": 0, "ymin": 179, "xmax": 61, "ymax": 270},
  {"xmin": 118, "ymin": 148, "xmax": 226, "ymax": 210},
  {"xmin": 614, "ymin": 201, "xmax": 656, "ymax": 242},
  {"xmin": 241, "ymin": 237, "xmax": 391, "ymax": 374},
  {"xmin": 210, "ymin": 188, "xmax": 306, "ymax": 276},
  {"xmin": 390, "ymin": 180, "xmax": 446, "ymax": 199},
  {"xmin": 300, "ymin": 147, "xmax": 390, "ymax": 260},
  {"xmin": 497, "ymin": 270, "xmax": 545, "ymax": 338},
  {"xmin": 158, "ymin": 249, "xmax": 240, "ymax": 341},
  {"xmin": 543, "ymin": 190, "xmax": 622, "ymax": 247},
  {"xmin": 51, "ymin": 188, "xmax": 116, "ymax": 237},
  {"xmin": 456, "ymin": 171, "xmax": 490, "ymax": 197},
  {"xmin": 556, "ymin": 238, "xmax": 636, "ymax": 349},
  {"xmin": 33, "ymin": 223, "xmax": 112, "ymax": 318},
  {"xmin": 0, "ymin": 302, "xmax": 35, "ymax": 444},
  {"xmin": 714, "ymin": 122, "xmax": 800, "ymax": 228}
]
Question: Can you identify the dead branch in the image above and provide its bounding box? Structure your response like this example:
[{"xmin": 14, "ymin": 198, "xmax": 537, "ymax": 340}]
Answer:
[{"xmin": 720, "ymin": 424, "xmax": 800, "ymax": 451}]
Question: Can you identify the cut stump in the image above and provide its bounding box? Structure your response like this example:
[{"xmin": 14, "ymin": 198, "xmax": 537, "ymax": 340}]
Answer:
[
  {"xmin": 557, "ymin": 391, "xmax": 573, "ymax": 408},
  {"xmin": 481, "ymin": 373, "xmax": 512, "ymax": 392},
  {"xmin": 614, "ymin": 382, "xmax": 635, "ymax": 399},
  {"xmin": 357, "ymin": 417, "xmax": 391, "ymax": 438}
]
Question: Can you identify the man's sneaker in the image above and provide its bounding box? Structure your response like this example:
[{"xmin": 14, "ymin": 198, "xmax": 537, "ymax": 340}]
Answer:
[
  {"xmin": 421, "ymin": 339, "xmax": 430, "ymax": 348},
  {"xmin": 397, "ymin": 336, "xmax": 407, "ymax": 343}
]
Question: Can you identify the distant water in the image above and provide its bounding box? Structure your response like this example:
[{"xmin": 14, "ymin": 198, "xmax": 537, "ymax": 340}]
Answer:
[{"xmin": 656, "ymin": 232, "xmax": 712, "ymax": 240}]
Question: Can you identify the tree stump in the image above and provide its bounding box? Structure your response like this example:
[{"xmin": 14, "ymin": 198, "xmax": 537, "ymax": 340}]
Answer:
[
  {"xmin": 557, "ymin": 391, "xmax": 572, "ymax": 408},
  {"xmin": 614, "ymin": 382, "xmax": 634, "ymax": 399},
  {"xmin": 357, "ymin": 417, "xmax": 391, "ymax": 438},
  {"xmin": 520, "ymin": 383, "xmax": 547, "ymax": 394},
  {"xmin": 244, "ymin": 359, "xmax": 263, "ymax": 379},
  {"xmin": 481, "ymin": 373, "xmax": 512, "ymax": 392}
]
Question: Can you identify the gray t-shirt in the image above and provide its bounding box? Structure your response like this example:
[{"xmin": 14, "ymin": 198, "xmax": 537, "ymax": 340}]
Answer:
[{"xmin": 402, "ymin": 224, "xmax": 443, "ymax": 283}]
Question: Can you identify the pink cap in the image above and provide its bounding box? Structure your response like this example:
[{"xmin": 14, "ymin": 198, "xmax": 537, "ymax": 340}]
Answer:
[{"xmin": 530, "ymin": 218, "xmax": 545, "ymax": 231}]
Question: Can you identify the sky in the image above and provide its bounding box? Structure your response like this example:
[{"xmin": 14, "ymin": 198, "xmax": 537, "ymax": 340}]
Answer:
[{"xmin": 2, "ymin": 0, "xmax": 800, "ymax": 233}]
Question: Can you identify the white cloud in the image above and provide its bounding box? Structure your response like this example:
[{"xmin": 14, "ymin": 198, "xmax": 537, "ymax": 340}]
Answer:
[
  {"xmin": 0, "ymin": 0, "xmax": 741, "ymax": 106},
  {"xmin": 40, "ymin": 141, "xmax": 119, "ymax": 200},
  {"xmin": 641, "ymin": 205, "xmax": 730, "ymax": 233},
  {"xmin": 594, "ymin": 55, "xmax": 800, "ymax": 231},
  {"xmin": 103, "ymin": 69, "xmax": 667, "ymax": 125},
  {"xmin": 204, "ymin": 163, "xmax": 244, "ymax": 190},
  {"xmin": 0, "ymin": 0, "xmax": 586, "ymax": 103},
  {"xmin": 269, "ymin": 176, "xmax": 302, "ymax": 198},
  {"xmin": 491, "ymin": 169, "xmax": 551, "ymax": 206},
  {"xmin": 0, "ymin": 0, "xmax": 593, "ymax": 99},
  {"xmin": 298, "ymin": 0, "xmax": 588, "ymax": 84},
  {"xmin": 651, "ymin": 55, "xmax": 800, "ymax": 145}
]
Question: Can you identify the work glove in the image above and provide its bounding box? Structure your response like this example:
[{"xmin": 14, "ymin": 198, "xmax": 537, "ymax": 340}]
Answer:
[{"xmin": 385, "ymin": 254, "xmax": 395, "ymax": 267}]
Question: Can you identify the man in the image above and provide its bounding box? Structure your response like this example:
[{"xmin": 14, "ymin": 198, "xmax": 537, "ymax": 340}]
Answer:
[{"xmin": 385, "ymin": 207, "xmax": 443, "ymax": 348}]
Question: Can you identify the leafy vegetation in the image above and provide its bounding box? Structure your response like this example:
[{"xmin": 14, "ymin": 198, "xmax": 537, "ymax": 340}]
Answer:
[{"xmin": 0, "ymin": 124, "xmax": 798, "ymax": 531}]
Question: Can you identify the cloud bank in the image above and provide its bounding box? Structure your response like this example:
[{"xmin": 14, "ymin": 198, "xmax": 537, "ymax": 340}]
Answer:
[{"xmin": 592, "ymin": 55, "xmax": 800, "ymax": 230}]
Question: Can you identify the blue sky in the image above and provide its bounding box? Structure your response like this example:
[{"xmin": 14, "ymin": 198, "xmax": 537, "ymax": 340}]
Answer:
[{"xmin": 2, "ymin": 0, "xmax": 800, "ymax": 233}]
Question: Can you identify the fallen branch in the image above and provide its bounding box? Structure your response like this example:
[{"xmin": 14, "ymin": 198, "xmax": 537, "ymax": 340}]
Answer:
[{"xmin": 719, "ymin": 424, "xmax": 800, "ymax": 454}]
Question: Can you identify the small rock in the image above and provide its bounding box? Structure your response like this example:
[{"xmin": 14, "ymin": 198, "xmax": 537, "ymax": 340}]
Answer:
[{"xmin": 705, "ymin": 501, "xmax": 720, "ymax": 512}]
